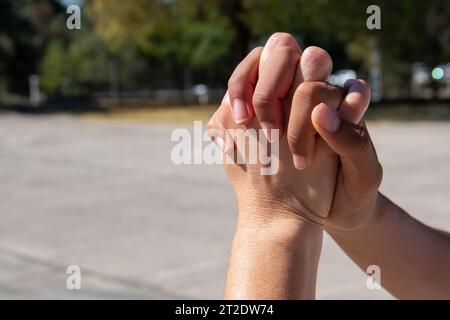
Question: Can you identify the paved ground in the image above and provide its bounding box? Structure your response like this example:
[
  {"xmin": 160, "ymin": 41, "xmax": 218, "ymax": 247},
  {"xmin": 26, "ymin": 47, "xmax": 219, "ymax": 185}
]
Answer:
[{"xmin": 0, "ymin": 113, "xmax": 449, "ymax": 299}]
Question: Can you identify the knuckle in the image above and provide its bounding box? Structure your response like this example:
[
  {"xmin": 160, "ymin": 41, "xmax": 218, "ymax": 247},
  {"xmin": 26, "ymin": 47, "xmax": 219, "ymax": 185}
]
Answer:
[
  {"xmin": 373, "ymin": 162, "xmax": 384, "ymax": 188},
  {"xmin": 252, "ymin": 91, "xmax": 274, "ymax": 109},
  {"xmin": 287, "ymin": 129, "xmax": 302, "ymax": 147},
  {"xmin": 228, "ymin": 72, "xmax": 245, "ymax": 91},
  {"xmin": 294, "ymin": 82, "xmax": 321, "ymax": 100},
  {"xmin": 329, "ymin": 86, "xmax": 347, "ymax": 105},
  {"xmin": 362, "ymin": 162, "xmax": 383, "ymax": 192},
  {"xmin": 287, "ymin": 133, "xmax": 304, "ymax": 156},
  {"xmin": 349, "ymin": 127, "xmax": 370, "ymax": 155},
  {"xmin": 206, "ymin": 119, "xmax": 225, "ymax": 139}
]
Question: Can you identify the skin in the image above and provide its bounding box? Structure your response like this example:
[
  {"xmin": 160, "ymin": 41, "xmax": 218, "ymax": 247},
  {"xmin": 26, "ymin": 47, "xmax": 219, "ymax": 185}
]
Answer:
[
  {"xmin": 209, "ymin": 33, "xmax": 450, "ymax": 299},
  {"xmin": 209, "ymin": 33, "xmax": 368, "ymax": 299}
]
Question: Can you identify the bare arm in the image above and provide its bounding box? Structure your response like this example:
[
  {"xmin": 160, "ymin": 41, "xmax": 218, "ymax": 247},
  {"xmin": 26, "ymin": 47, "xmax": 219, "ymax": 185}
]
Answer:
[
  {"xmin": 225, "ymin": 215, "xmax": 323, "ymax": 300},
  {"xmin": 329, "ymin": 193, "xmax": 450, "ymax": 299},
  {"xmin": 309, "ymin": 102, "xmax": 450, "ymax": 299}
]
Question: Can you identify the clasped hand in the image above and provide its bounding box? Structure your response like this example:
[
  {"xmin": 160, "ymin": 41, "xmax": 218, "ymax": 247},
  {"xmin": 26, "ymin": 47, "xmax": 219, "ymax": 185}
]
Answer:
[{"xmin": 208, "ymin": 33, "xmax": 382, "ymax": 231}]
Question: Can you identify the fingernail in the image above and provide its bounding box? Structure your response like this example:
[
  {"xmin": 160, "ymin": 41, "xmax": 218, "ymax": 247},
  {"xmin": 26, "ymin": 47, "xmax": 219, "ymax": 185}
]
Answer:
[
  {"xmin": 260, "ymin": 122, "xmax": 275, "ymax": 143},
  {"xmin": 318, "ymin": 105, "xmax": 341, "ymax": 133},
  {"xmin": 292, "ymin": 154, "xmax": 307, "ymax": 170},
  {"xmin": 233, "ymin": 99, "xmax": 249, "ymax": 124}
]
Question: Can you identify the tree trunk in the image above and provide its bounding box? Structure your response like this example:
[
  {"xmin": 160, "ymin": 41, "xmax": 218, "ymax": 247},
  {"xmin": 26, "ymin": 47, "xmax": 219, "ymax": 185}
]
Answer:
[{"xmin": 229, "ymin": 0, "xmax": 250, "ymax": 65}]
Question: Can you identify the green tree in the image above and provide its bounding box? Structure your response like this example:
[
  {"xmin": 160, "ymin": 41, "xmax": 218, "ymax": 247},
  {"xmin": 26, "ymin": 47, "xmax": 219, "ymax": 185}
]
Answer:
[
  {"xmin": 0, "ymin": 0, "xmax": 70, "ymax": 96},
  {"xmin": 40, "ymin": 40, "xmax": 67, "ymax": 94},
  {"xmin": 86, "ymin": 0, "xmax": 242, "ymax": 88}
]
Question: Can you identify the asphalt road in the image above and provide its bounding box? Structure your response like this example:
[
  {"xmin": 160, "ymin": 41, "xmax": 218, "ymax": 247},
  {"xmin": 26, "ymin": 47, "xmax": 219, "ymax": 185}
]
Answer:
[{"xmin": 0, "ymin": 113, "xmax": 449, "ymax": 299}]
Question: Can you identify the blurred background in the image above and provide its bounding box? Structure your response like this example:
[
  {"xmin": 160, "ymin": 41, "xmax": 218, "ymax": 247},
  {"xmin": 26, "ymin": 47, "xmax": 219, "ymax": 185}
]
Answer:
[
  {"xmin": 1, "ymin": 0, "xmax": 450, "ymax": 107},
  {"xmin": 0, "ymin": 0, "xmax": 449, "ymax": 299}
]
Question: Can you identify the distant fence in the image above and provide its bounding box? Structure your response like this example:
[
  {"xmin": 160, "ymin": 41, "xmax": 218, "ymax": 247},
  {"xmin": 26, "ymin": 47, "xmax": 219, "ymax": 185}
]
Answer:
[
  {"xmin": 2, "ymin": 88, "xmax": 450, "ymax": 115},
  {"xmin": 0, "ymin": 87, "xmax": 227, "ymax": 112},
  {"xmin": 92, "ymin": 88, "xmax": 226, "ymax": 108}
]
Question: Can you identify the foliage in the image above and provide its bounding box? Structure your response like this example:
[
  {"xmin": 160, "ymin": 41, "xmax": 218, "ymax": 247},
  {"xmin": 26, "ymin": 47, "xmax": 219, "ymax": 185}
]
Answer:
[{"xmin": 1, "ymin": 0, "xmax": 450, "ymax": 98}]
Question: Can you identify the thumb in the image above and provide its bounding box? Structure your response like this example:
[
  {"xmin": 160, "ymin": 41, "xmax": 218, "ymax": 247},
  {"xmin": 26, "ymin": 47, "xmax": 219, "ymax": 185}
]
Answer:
[{"xmin": 311, "ymin": 103, "xmax": 382, "ymax": 192}]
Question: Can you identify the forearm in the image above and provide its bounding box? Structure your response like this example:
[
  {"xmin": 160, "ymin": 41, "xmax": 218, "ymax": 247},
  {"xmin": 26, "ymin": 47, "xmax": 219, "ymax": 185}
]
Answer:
[
  {"xmin": 225, "ymin": 213, "xmax": 323, "ymax": 300},
  {"xmin": 328, "ymin": 192, "xmax": 450, "ymax": 299}
]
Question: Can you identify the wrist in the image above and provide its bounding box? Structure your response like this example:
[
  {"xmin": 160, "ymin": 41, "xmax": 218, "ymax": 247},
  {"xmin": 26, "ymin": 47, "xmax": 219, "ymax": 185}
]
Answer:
[
  {"xmin": 236, "ymin": 208, "xmax": 323, "ymax": 252},
  {"xmin": 237, "ymin": 194, "xmax": 327, "ymax": 227},
  {"xmin": 326, "ymin": 191, "xmax": 388, "ymax": 238},
  {"xmin": 226, "ymin": 210, "xmax": 323, "ymax": 299}
]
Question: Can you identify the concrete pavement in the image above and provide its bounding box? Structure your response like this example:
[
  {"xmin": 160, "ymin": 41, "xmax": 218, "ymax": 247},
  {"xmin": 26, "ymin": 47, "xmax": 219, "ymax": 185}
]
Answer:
[{"xmin": 0, "ymin": 113, "xmax": 449, "ymax": 299}]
